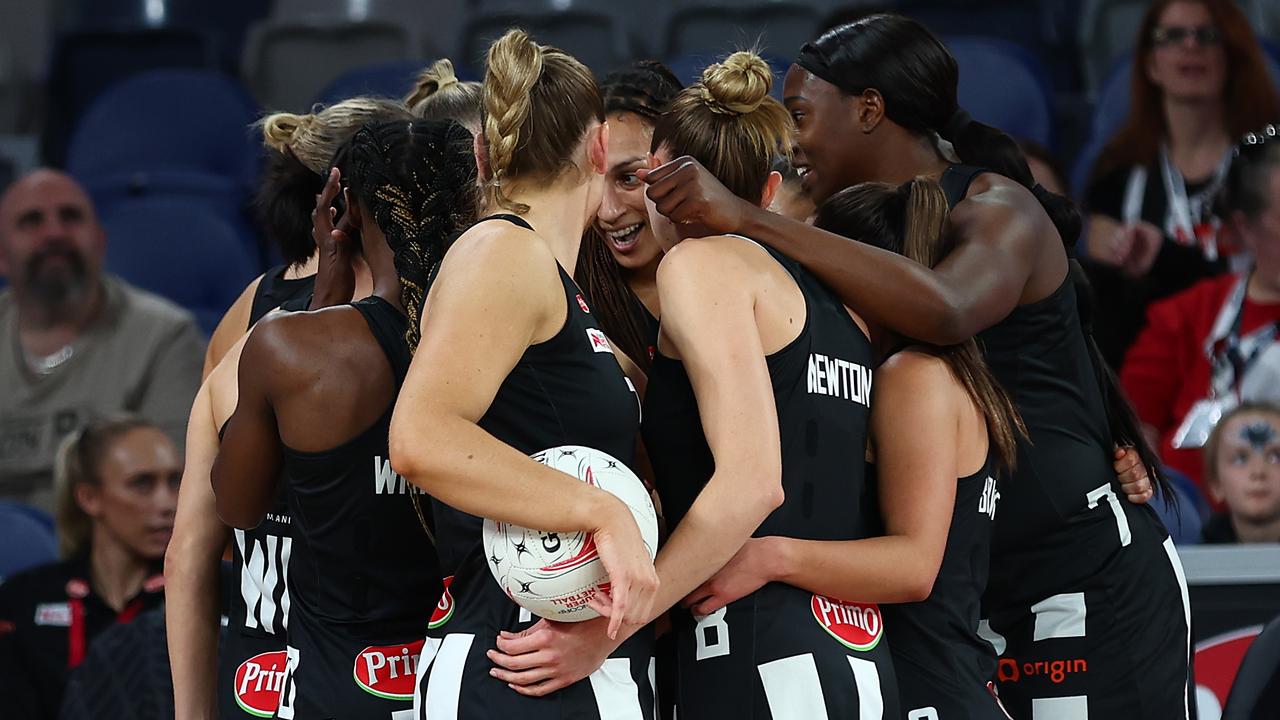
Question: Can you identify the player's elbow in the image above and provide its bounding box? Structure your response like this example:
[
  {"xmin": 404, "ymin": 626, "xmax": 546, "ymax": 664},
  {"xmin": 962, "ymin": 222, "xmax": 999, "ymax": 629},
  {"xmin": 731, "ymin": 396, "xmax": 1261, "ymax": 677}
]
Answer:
[
  {"xmin": 214, "ymin": 499, "xmax": 263, "ymax": 531},
  {"xmin": 899, "ymin": 573, "xmax": 936, "ymax": 603},
  {"xmin": 388, "ymin": 420, "xmax": 436, "ymax": 489}
]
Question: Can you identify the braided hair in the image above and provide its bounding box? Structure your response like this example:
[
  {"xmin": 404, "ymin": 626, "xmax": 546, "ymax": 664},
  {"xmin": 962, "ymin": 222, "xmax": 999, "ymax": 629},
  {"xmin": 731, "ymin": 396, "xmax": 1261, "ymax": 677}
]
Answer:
[
  {"xmin": 601, "ymin": 60, "xmax": 684, "ymax": 121},
  {"xmin": 335, "ymin": 120, "xmax": 478, "ymax": 353}
]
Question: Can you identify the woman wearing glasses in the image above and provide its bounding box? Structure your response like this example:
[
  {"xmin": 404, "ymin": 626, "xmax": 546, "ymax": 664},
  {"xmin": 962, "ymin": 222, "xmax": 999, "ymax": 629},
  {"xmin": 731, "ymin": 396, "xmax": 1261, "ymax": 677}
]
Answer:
[
  {"xmin": 1122, "ymin": 127, "xmax": 1280, "ymax": 500},
  {"xmin": 1083, "ymin": 0, "xmax": 1280, "ymax": 366}
]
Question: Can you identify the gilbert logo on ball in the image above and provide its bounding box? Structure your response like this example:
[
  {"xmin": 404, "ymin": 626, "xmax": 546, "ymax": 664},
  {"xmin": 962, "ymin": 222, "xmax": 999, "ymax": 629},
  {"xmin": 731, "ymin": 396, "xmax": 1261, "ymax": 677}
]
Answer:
[
  {"xmin": 482, "ymin": 446, "xmax": 658, "ymax": 622},
  {"xmin": 353, "ymin": 640, "xmax": 425, "ymax": 701},
  {"xmin": 234, "ymin": 650, "xmax": 288, "ymax": 718},
  {"xmin": 811, "ymin": 595, "xmax": 883, "ymax": 652}
]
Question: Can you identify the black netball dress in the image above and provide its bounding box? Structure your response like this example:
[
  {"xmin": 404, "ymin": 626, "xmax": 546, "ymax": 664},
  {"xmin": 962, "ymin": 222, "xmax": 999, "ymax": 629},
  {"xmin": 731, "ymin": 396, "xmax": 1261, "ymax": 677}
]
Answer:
[
  {"xmin": 943, "ymin": 165, "xmax": 1193, "ymax": 719},
  {"xmin": 271, "ymin": 296, "xmax": 440, "ymax": 720},
  {"xmin": 642, "ymin": 239, "xmax": 898, "ymax": 720},
  {"xmin": 218, "ymin": 266, "xmax": 315, "ymax": 720},
  {"xmin": 414, "ymin": 215, "xmax": 653, "ymax": 720},
  {"xmin": 879, "ymin": 443, "xmax": 1010, "ymax": 719}
]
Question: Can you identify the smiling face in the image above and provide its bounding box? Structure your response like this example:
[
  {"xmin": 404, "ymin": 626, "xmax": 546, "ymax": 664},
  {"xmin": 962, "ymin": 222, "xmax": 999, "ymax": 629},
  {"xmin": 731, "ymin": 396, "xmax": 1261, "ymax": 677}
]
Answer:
[
  {"xmin": 782, "ymin": 66, "xmax": 875, "ymax": 206},
  {"xmin": 1211, "ymin": 411, "xmax": 1280, "ymax": 529},
  {"xmin": 1145, "ymin": 0, "xmax": 1228, "ymax": 104},
  {"xmin": 596, "ymin": 112, "xmax": 664, "ymax": 272}
]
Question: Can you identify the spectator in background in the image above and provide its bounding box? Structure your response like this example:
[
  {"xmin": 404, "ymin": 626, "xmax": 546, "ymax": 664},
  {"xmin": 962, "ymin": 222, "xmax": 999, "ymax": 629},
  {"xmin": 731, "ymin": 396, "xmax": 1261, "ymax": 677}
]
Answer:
[
  {"xmin": 1083, "ymin": 0, "xmax": 1280, "ymax": 367},
  {"xmin": 0, "ymin": 416, "xmax": 176, "ymax": 720},
  {"xmin": 1122, "ymin": 129, "xmax": 1280, "ymax": 496},
  {"xmin": 0, "ymin": 169, "xmax": 203, "ymax": 511},
  {"xmin": 1200, "ymin": 402, "xmax": 1280, "ymax": 543}
]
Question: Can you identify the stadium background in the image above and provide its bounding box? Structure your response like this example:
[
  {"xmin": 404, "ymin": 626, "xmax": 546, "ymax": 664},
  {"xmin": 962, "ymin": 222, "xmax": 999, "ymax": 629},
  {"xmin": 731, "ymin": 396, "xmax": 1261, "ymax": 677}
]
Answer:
[{"xmin": 1, "ymin": 1, "xmax": 1279, "ymax": 718}]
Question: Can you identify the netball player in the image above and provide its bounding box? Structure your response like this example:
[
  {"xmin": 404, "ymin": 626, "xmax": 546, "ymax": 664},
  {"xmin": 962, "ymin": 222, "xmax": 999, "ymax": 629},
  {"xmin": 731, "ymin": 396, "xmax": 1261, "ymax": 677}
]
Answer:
[
  {"xmin": 166, "ymin": 97, "xmax": 413, "ymax": 720},
  {"xmin": 490, "ymin": 50, "xmax": 898, "ymax": 718},
  {"xmin": 211, "ymin": 119, "xmax": 476, "ymax": 718},
  {"xmin": 385, "ymin": 29, "xmax": 657, "ymax": 720},
  {"xmin": 684, "ymin": 177, "xmax": 1023, "ymax": 718},
  {"xmin": 639, "ymin": 14, "xmax": 1192, "ymax": 718},
  {"xmin": 577, "ymin": 61, "xmax": 684, "ymax": 368}
]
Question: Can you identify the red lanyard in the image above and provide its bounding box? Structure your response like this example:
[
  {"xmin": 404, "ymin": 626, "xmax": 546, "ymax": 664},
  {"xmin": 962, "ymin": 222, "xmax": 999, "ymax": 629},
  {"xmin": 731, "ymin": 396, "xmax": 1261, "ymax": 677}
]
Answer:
[{"xmin": 65, "ymin": 591, "xmax": 145, "ymax": 669}]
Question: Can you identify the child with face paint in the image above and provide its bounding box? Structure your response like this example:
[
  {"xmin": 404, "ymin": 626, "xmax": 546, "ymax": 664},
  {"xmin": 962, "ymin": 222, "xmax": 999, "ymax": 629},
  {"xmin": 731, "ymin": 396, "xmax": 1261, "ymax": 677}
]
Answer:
[{"xmin": 1201, "ymin": 402, "xmax": 1280, "ymax": 543}]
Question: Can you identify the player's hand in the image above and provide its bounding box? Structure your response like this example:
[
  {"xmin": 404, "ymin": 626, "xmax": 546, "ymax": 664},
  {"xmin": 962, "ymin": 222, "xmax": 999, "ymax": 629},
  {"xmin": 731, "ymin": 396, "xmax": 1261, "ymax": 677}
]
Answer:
[
  {"xmin": 683, "ymin": 537, "xmax": 774, "ymax": 616},
  {"xmin": 638, "ymin": 155, "xmax": 754, "ymax": 233},
  {"xmin": 1115, "ymin": 446, "xmax": 1154, "ymax": 504},
  {"xmin": 589, "ymin": 498, "xmax": 659, "ymax": 639},
  {"xmin": 309, "ymin": 167, "xmax": 357, "ymax": 310},
  {"xmin": 487, "ymin": 617, "xmax": 622, "ymax": 696}
]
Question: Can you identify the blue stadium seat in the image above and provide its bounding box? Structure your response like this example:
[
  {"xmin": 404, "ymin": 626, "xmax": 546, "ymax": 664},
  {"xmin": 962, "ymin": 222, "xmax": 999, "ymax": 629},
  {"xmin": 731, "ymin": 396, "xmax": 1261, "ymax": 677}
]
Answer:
[
  {"xmin": 41, "ymin": 29, "xmax": 219, "ymax": 166},
  {"xmin": 314, "ymin": 59, "xmax": 427, "ymax": 106},
  {"xmin": 946, "ymin": 36, "xmax": 1055, "ymax": 148},
  {"xmin": 462, "ymin": 10, "xmax": 634, "ymax": 76},
  {"xmin": 663, "ymin": 3, "xmax": 822, "ymax": 61},
  {"xmin": 242, "ymin": 20, "xmax": 416, "ymax": 113},
  {"xmin": 67, "ymin": 69, "xmax": 260, "ymax": 193},
  {"xmin": 1153, "ymin": 466, "xmax": 1208, "ymax": 545},
  {"xmin": 0, "ymin": 501, "xmax": 57, "ymax": 584},
  {"xmin": 101, "ymin": 199, "xmax": 259, "ymax": 334}
]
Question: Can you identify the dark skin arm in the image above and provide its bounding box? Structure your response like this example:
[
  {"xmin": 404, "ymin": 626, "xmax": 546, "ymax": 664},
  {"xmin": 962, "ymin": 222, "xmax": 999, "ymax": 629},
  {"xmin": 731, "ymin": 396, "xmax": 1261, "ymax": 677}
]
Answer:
[{"xmin": 639, "ymin": 157, "xmax": 1065, "ymax": 345}]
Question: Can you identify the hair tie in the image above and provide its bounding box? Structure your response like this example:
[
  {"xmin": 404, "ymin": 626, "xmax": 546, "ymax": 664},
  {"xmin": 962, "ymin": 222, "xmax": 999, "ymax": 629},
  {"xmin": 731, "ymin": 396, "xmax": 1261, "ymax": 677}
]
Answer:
[
  {"xmin": 435, "ymin": 75, "xmax": 459, "ymax": 92},
  {"xmin": 942, "ymin": 107, "xmax": 972, "ymax": 140}
]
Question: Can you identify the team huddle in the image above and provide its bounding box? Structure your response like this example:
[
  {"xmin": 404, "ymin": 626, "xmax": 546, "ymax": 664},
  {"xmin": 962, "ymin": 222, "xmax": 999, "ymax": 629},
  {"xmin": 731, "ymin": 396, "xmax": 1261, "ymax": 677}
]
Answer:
[{"xmin": 167, "ymin": 13, "xmax": 1196, "ymax": 720}]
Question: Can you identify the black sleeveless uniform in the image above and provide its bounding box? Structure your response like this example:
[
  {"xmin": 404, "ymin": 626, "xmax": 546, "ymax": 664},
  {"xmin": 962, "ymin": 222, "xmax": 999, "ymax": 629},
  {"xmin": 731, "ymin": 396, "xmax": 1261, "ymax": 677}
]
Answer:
[
  {"xmin": 942, "ymin": 166, "xmax": 1193, "ymax": 719},
  {"xmin": 879, "ymin": 446, "xmax": 1010, "ymax": 720},
  {"xmin": 272, "ymin": 296, "xmax": 441, "ymax": 719},
  {"xmin": 219, "ymin": 266, "xmax": 316, "ymax": 720},
  {"xmin": 641, "ymin": 239, "xmax": 898, "ymax": 720},
  {"xmin": 413, "ymin": 215, "xmax": 653, "ymax": 720}
]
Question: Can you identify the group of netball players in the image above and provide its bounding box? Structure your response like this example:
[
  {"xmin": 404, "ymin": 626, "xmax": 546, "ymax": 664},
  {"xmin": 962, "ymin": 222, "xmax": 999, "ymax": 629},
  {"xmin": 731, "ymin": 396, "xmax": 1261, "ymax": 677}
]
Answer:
[{"xmin": 164, "ymin": 12, "xmax": 1195, "ymax": 720}]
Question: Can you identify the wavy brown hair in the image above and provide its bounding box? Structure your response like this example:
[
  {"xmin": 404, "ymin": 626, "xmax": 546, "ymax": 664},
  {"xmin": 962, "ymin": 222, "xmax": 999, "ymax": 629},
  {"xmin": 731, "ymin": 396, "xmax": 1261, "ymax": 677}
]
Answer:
[
  {"xmin": 1093, "ymin": 0, "xmax": 1280, "ymax": 180},
  {"xmin": 816, "ymin": 179, "xmax": 1028, "ymax": 475}
]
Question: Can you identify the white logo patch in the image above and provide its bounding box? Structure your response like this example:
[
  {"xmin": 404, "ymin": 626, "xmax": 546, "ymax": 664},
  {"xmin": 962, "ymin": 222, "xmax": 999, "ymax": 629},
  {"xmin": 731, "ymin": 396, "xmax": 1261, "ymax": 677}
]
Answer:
[
  {"xmin": 586, "ymin": 328, "xmax": 612, "ymax": 354},
  {"xmin": 35, "ymin": 602, "xmax": 71, "ymax": 627}
]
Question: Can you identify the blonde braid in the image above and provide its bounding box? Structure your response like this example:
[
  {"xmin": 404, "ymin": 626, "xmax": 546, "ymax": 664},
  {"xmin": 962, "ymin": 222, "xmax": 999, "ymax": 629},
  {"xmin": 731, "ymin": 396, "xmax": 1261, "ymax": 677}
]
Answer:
[{"xmin": 482, "ymin": 29, "xmax": 544, "ymax": 213}]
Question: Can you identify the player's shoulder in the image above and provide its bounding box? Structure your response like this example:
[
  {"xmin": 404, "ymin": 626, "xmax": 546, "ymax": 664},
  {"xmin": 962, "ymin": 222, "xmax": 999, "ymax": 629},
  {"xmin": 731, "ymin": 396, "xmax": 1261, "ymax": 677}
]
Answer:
[
  {"xmin": 657, "ymin": 235, "xmax": 756, "ymax": 286},
  {"xmin": 244, "ymin": 303, "xmax": 366, "ymax": 371},
  {"xmin": 876, "ymin": 346, "xmax": 955, "ymax": 393}
]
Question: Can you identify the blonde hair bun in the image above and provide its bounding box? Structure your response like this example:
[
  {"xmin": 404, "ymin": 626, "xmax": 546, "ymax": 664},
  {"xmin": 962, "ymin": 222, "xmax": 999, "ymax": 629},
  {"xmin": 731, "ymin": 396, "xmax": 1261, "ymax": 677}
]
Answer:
[
  {"xmin": 406, "ymin": 58, "xmax": 461, "ymax": 107},
  {"xmin": 261, "ymin": 111, "xmax": 314, "ymax": 153},
  {"xmin": 699, "ymin": 51, "xmax": 773, "ymax": 116}
]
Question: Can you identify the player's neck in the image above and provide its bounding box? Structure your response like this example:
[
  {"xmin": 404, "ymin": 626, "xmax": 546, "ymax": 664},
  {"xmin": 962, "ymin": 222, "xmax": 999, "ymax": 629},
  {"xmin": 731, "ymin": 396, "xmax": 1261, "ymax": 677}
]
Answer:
[
  {"xmin": 494, "ymin": 180, "xmax": 592, "ymax": 276},
  {"xmin": 625, "ymin": 262, "xmax": 661, "ymax": 320},
  {"xmin": 88, "ymin": 532, "xmax": 150, "ymax": 612},
  {"xmin": 1231, "ymin": 512, "xmax": 1280, "ymax": 544},
  {"xmin": 876, "ymin": 131, "xmax": 950, "ymax": 186}
]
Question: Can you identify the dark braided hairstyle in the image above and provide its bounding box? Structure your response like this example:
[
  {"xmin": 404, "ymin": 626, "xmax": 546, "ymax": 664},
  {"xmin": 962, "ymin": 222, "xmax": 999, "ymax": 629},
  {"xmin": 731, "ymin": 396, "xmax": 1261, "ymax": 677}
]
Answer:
[
  {"xmin": 333, "ymin": 119, "xmax": 477, "ymax": 539},
  {"xmin": 576, "ymin": 61, "xmax": 685, "ymax": 372},
  {"xmin": 334, "ymin": 119, "xmax": 478, "ymax": 353}
]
